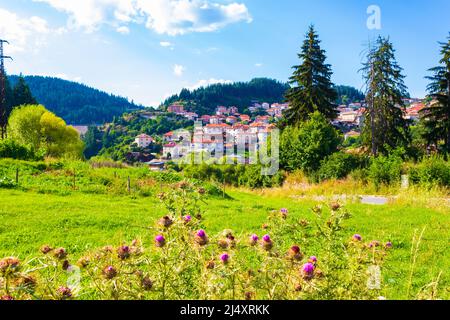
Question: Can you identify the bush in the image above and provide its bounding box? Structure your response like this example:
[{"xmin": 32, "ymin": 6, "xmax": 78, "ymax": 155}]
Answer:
[
  {"xmin": 0, "ymin": 139, "xmax": 37, "ymax": 160},
  {"xmin": 368, "ymin": 154, "xmax": 403, "ymax": 189},
  {"xmin": 317, "ymin": 152, "xmax": 367, "ymax": 182},
  {"xmin": 280, "ymin": 112, "xmax": 342, "ymax": 174},
  {"xmin": 0, "ymin": 176, "xmax": 16, "ymax": 189},
  {"xmin": 409, "ymin": 156, "xmax": 450, "ymax": 188},
  {"xmin": 182, "ymin": 164, "xmax": 285, "ymax": 189}
]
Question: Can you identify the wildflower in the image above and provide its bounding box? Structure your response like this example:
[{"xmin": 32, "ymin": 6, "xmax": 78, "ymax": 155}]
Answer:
[
  {"xmin": 385, "ymin": 242, "xmax": 393, "ymax": 249},
  {"xmin": 62, "ymin": 260, "xmax": 70, "ymax": 271},
  {"xmin": 17, "ymin": 275, "xmax": 37, "ymax": 289},
  {"xmin": 103, "ymin": 266, "xmax": 117, "ymax": 279},
  {"xmin": 280, "ymin": 208, "xmax": 288, "ymax": 219},
  {"xmin": 141, "ymin": 277, "xmax": 153, "ymax": 291},
  {"xmin": 245, "ymin": 292, "xmax": 254, "ymax": 300},
  {"xmin": 195, "ymin": 230, "xmax": 209, "ymax": 246},
  {"xmin": 184, "ymin": 215, "xmax": 192, "ymax": 223},
  {"xmin": 198, "ymin": 187, "xmax": 206, "ymax": 195},
  {"xmin": 301, "ymin": 262, "xmax": 315, "ymax": 280},
  {"xmin": 352, "ymin": 234, "xmax": 362, "ymax": 242},
  {"xmin": 249, "ymin": 234, "xmax": 259, "ymax": 246},
  {"xmin": 0, "ymin": 295, "xmax": 13, "ymax": 300},
  {"xmin": 288, "ymin": 246, "xmax": 303, "ymax": 261},
  {"xmin": 155, "ymin": 235, "xmax": 166, "ymax": 248},
  {"xmin": 177, "ymin": 181, "xmax": 190, "ymax": 189},
  {"xmin": 159, "ymin": 216, "xmax": 173, "ymax": 228},
  {"xmin": 77, "ymin": 257, "xmax": 90, "ymax": 268},
  {"xmin": 218, "ymin": 239, "xmax": 229, "ymax": 249},
  {"xmin": 308, "ymin": 256, "xmax": 318, "ymax": 264},
  {"xmin": 102, "ymin": 245, "xmax": 113, "ymax": 253},
  {"xmin": 206, "ymin": 260, "xmax": 215, "ymax": 269},
  {"xmin": 53, "ymin": 248, "xmax": 67, "ymax": 260},
  {"xmin": 117, "ymin": 245, "xmax": 130, "ymax": 260},
  {"xmin": 57, "ymin": 286, "xmax": 72, "ymax": 300},
  {"xmin": 40, "ymin": 245, "xmax": 52, "ymax": 254},
  {"xmin": 369, "ymin": 240, "xmax": 381, "ymax": 248},
  {"xmin": 0, "ymin": 257, "xmax": 20, "ymax": 274},
  {"xmin": 330, "ymin": 202, "xmax": 341, "ymax": 211},
  {"xmin": 220, "ymin": 253, "xmax": 230, "ymax": 264},
  {"xmin": 261, "ymin": 235, "xmax": 273, "ymax": 251}
]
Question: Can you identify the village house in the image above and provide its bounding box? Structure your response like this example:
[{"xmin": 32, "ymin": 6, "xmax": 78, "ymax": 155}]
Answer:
[
  {"xmin": 167, "ymin": 104, "xmax": 185, "ymax": 114},
  {"xmin": 134, "ymin": 134, "xmax": 154, "ymax": 148}
]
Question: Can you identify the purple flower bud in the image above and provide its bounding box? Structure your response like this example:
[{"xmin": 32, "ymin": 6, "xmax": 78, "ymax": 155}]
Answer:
[
  {"xmin": 262, "ymin": 235, "xmax": 271, "ymax": 242},
  {"xmin": 184, "ymin": 215, "xmax": 192, "ymax": 222},
  {"xmin": 280, "ymin": 208, "xmax": 288, "ymax": 214},
  {"xmin": 155, "ymin": 235, "xmax": 165, "ymax": 248},
  {"xmin": 197, "ymin": 230, "xmax": 206, "ymax": 238},
  {"xmin": 385, "ymin": 242, "xmax": 393, "ymax": 249},
  {"xmin": 57, "ymin": 286, "xmax": 72, "ymax": 299},
  {"xmin": 352, "ymin": 234, "xmax": 362, "ymax": 241},
  {"xmin": 302, "ymin": 262, "xmax": 315, "ymax": 275},
  {"xmin": 308, "ymin": 256, "xmax": 318, "ymax": 263},
  {"xmin": 220, "ymin": 253, "xmax": 230, "ymax": 264},
  {"xmin": 251, "ymin": 234, "xmax": 259, "ymax": 242}
]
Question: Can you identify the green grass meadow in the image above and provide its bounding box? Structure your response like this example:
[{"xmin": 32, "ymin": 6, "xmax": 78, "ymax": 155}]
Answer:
[{"xmin": 0, "ymin": 159, "xmax": 449, "ymax": 299}]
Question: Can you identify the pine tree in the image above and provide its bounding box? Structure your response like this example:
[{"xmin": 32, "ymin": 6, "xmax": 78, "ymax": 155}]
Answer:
[
  {"xmin": 12, "ymin": 75, "xmax": 37, "ymax": 107},
  {"xmin": 0, "ymin": 75, "xmax": 13, "ymax": 139},
  {"xmin": 361, "ymin": 36, "xmax": 410, "ymax": 156},
  {"xmin": 421, "ymin": 34, "xmax": 450, "ymax": 153},
  {"xmin": 284, "ymin": 25, "xmax": 337, "ymax": 125}
]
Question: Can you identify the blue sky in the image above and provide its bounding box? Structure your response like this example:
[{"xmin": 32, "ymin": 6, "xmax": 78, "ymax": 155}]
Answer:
[{"xmin": 1, "ymin": 0, "xmax": 449, "ymax": 107}]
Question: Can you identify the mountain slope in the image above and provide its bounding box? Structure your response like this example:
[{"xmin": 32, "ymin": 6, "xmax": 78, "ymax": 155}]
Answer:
[{"xmin": 9, "ymin": 75, "xmax": 143, "ymax": 125}]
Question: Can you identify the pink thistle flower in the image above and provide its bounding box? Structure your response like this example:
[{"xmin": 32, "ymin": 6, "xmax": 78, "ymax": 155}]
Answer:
[
  {"xmin": 352, "ymin": 234, "xmax": 362, "ymax": 242},
  {"xmin": 184, "ymin": 215, "xmax": 192, "ymax": 223},
  {"xmin": 302, "ymin": 262, "xmax": 315, "ymax": 279},
  {"xmin": 57, "ymin": 286, "xmax": 72, "ymax": 300},
  {"xmin": 249, "ymin": 234, "xmax": 259, "ymax": 246},
  {"xmin": 103, "ymin": 266, "xmax": 117, "ymax": 279},
  {"xmin": 308, "ymin": 256, "xmax": 318, "ymax": 264},
  {"xmin": 155, "ymin": 235, "xmax": 165, "ymax": 248},
  {"xmin": 261, "ymin": 235, "xmax": 273, "ymax": 251},
  {"xmin": 220, "ymin": 253, "xmax": 230, "ymax": 264},
  {"xmin": 288, "ymin": 246, "xmax": 303, "ymax": 261},
  {"xmin": 385, "ymin": 242, "xmax": 393, "ymax": 249},
  {"xmin": 195, "ymin": 230, "xmax": 209, "ymax": 246}
]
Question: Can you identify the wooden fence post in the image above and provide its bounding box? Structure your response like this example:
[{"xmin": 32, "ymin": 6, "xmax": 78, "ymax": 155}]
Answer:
[
  {"xmin": 127, "ymin": 176, "xmax": 131, "ymax": 193},
  {"xmin": 15, "ymin": 168, "xmax": 19, "ymax": 184}
]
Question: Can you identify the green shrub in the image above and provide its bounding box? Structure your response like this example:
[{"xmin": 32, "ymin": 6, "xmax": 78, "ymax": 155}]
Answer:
[
  {"xmin": 280, "ymin": 112, "xmax": 342, "ymax": 174},
  {"xmin": 0, "ymin": 177, "xmax": 16, "ymax": 189},
  {"xmin": 368, "ymin": 154, "xmax": 403, "ymax": 189},
  {"xmin": 409, "ymin": 156, "xmax": 450, "ymax": 188},
  {"xmin": 0, "ymin": 139, "xmax": 37, "ymax": 160},
  {"xmin": 317, "ymin": 152, "xmax": 367, "ymax": 182}
]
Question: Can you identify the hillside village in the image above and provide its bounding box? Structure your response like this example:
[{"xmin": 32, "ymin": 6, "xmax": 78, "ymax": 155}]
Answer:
[{"xmin": 125, "ymin": 98, "xmax": 427, "ymax": 169}]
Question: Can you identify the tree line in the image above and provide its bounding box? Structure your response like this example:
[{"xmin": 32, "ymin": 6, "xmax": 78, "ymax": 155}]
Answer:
[{"xmin": 280, "ymin": 25, "xmax": 449, "ymax": 178}]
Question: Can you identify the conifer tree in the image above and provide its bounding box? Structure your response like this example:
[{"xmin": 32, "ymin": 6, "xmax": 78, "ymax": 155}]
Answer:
[
  {"xmin": 421, "ymin": 34, "xmax": 450, "ymax": 153},
  {"xmin": 12, "ymin": 75, "xmax": 37, "ymax": 107},
  {"xmin": 361, "ymin": 36, "xmax": 410, "ymax": 156},
  {"xmin": 284, "ymin": 25, "xmax": 337, "ymax": 125}
]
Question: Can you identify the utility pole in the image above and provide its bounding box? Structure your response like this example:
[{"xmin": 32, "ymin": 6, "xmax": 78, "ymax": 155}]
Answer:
[{"xmin": 0, "ymin": 39, "xmax": 13, "ymax": 139}]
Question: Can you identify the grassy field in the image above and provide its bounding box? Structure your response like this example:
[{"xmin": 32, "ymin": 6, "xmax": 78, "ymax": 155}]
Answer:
[{"xmin": 0, "ymin": 159, "xmax": 449, "ymax": 299}]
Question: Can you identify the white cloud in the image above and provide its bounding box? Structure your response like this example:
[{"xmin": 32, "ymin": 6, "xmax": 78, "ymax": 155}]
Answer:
[
  {"xmin": 255, "ymin": 63, "xmax": 263, "ymax": 67},
  {"xmin": 173, "ymin": 64, "xmax": 185, "ymax": 77},
  {"xmin": 116, "ymin": 26, "xmax": 130, "ymax": 34},
  {"xmin": 33, "ymin": 0, "xmax": 252, "ymax": 35},
  {"xmin": 160, "ymin": 41, "xmax": 174, "ymax": 50},
  {"xmin": 188, "ymin": 78, "xmax": 232, "ymax": 90},
  {"xmin": 0, "ymin": 8, "xmax": 51, "ymax": 53}
]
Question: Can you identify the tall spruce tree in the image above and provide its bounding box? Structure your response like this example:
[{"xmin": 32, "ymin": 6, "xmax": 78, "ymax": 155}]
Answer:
[
  {"xmin": 284, "ymin": 25, "xmax": 337, "ymax": 125},
  {"xmin": 361, "ymin": 36, "xmax": 410, "ymax": 156},
  {"xmin": 421, "ymin": 34, "xmax": 450, "ymax": 153},
  {"xmin": 0, "ymin": 75, "xmax": 13, "ymax": 139},
  {"xmin": 12, "ymin": 75, "xmax": 37, "ymax": 107}
]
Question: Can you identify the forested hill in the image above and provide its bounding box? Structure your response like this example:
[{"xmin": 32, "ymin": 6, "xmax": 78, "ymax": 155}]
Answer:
[
  {"xmin": 8, "ymin": 75, "xmax": 143, "ymax": 125},
  {"xmin": 162, "ymin": 78, "xmax": 365, "ymax": 115},
  {"xmin": 162, "ymin": 78, "xmax": 290, "ymax": 115}
]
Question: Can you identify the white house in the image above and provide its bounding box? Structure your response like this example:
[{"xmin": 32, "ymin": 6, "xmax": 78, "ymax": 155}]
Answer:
[{"xmin": 135, "ymin": 134, "xmax": 154, "ymax": 148}]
